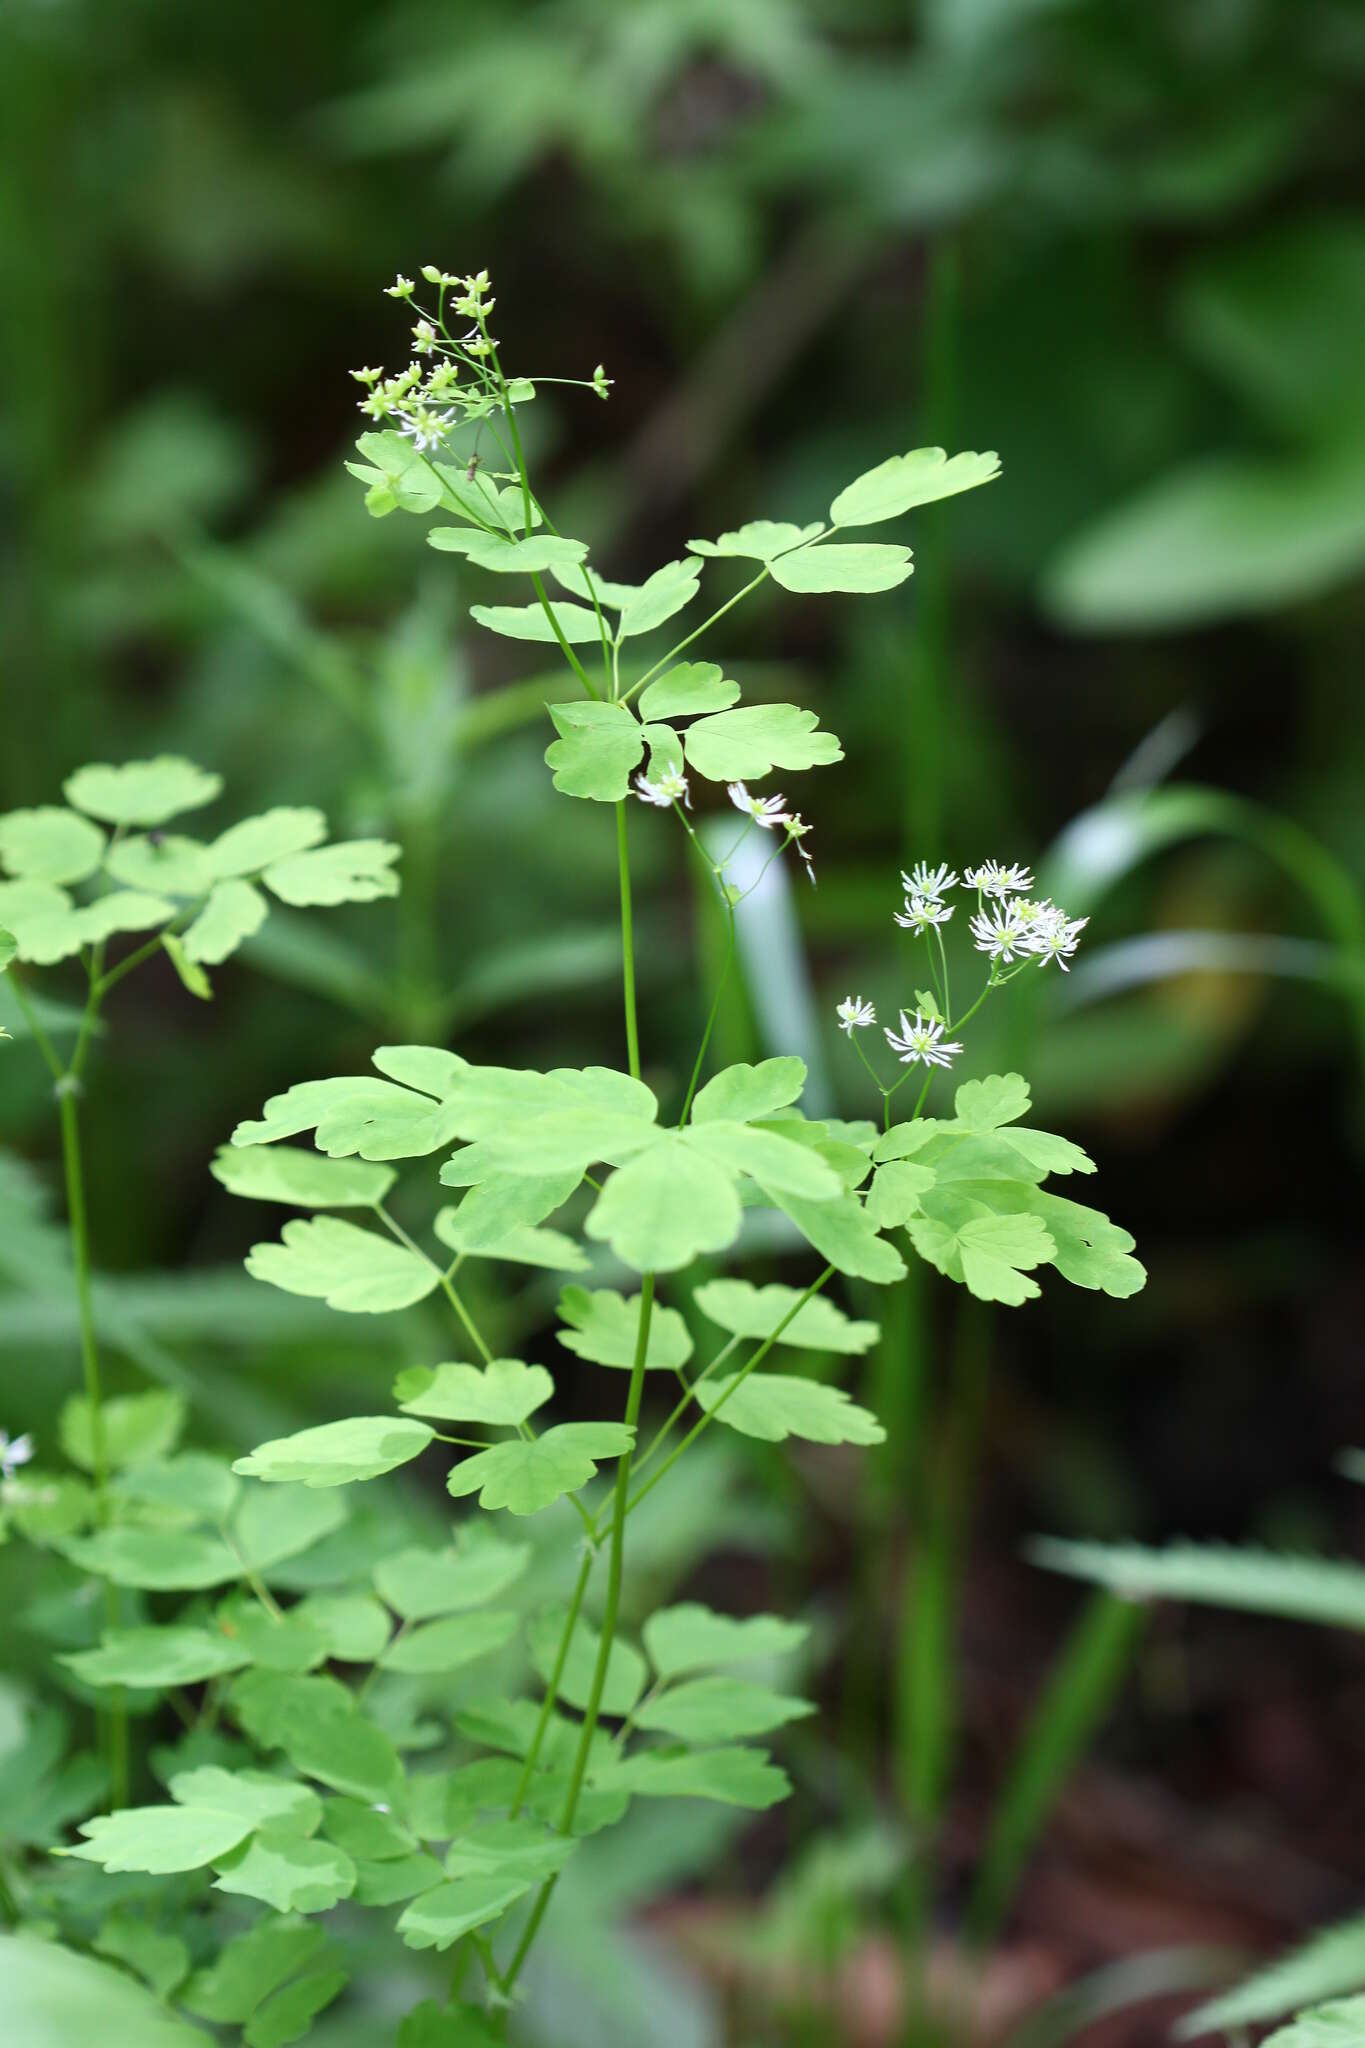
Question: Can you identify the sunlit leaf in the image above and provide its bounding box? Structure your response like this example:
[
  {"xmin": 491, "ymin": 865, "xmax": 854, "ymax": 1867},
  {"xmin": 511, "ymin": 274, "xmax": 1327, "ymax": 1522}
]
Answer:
[
  {"xmin": 687, "ymin": 520, "xmax": 823, "ymax": 561},
  {"xmin": 234, "ymin": 1417, "xmax": 435, "ymax": 1487},
  {"xmin": 683, "ymin": 704, "xmax": 842, "ymax": 780},
  {"xmin": 637, "ymin": 662, "xmax": 741, "ymax": 720},
  {"xmin": 206, "ymin": 808, "xmax": 329, "ymax": 877},
  {"xmin": 643, "ymin": 1603, "xmax": 808, "ymax": 1677},
  {"xmin": 470, "ymin": 599, "xmax": 601, "ymax": 643},
  {"xmin": 830, "ymin": 446, "xmax": 1000, "ymax": 526},
  {"xmin": 544, "ymin": 701, "xmax": 645, "ymax": 800},
  {"xmin": 394, "ymin": 1358, "xmax": 554, "ymax": 1426},
  {"xmin": 374, "ymin": 1536, "xmax": 530, "ymax": 1620},
  {"xmin": 262, "ymin": 840, "xmax": 400, "ymax": 907},
  {"xmin": 767, "ymin": 542, "xmax": 912, "ymax": 594},
  {"xmin": 211, "ymin": 1142, "xmax": 395, "ymax": 1208},
  {"xmin": 245, "ymin": 1217, "xmax": 437, "ymax": 1312},
  {"xmin": 556, "ymin": 1285, "xmax": 693, "ymax": 1371},
  {"xmin": 695, "ymin": 1372, "xmax": 885, "ymax": 1446},
  {"xmin": 692, "ymin": 1280, "xmax": 878, "ymax": 1354},
  {"xmin": 382, "ymin": 1611, "xmax": 518, "ymax": 1673},
  {"xmin": 0, "ymin": 806, "xmax": 106, "ymax": 884},
  {"xmin": 64, "ymin": 756, "xmax": 223, "ymax": 827},
  {"xmin": 182, "ymin": 878, "xmax": 268, "ymax": 964},
  {"xmin": 445, "ymin": 1424, "xmax": 634, "ymax": 1516},
  {"xmin": 586, "ymin": 1135, "xmax": 742, "ymax": 1272},
  {"xmin": 635, "ymin": 1676, "xmax": 813, "ymax": 1742}
]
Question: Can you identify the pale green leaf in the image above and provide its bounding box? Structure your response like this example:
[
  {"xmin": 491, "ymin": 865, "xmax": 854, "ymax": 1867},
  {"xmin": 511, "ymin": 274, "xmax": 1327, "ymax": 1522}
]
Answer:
[
  {"xmin": 951, "ymin": 1073, "xmax": 1031, "ymax": 1131},
  {"xmin": 865, "ymin": 1159, "xmax": 936, "ymax": 1227},
  {"xmin": 244, "ymin": 1968, "xmax": 349, "ymax": 2048},
  {"xmin": 433, "ymin": 1169, "xmax": 581, "ymax": 1244},
  {"xmin": 635, "ymin": 1677, "xmax": 813, "ymax": 1742},
  {"xmin": 683, "ymin": 704, "xmax": 842, "ymax": 780},
  {"xmin": 60, "ymin": 1525, "xmax": 238, "ymax": 1590},
  {"xmin": 67, "ymin": 1804, "xmax": 254, "ymax": 1873},
  {"xmin": 382, "ymin": 1611, "xmax": 518, "ymax": 1673},
  {"xmin": 616, "ymin": 558, "xmax": 702, "ymax": 637},
  {"xmin": 762, "ymin": 1185, "xmax": 907, "ymax": 1284},
  {"xmin": 106, "ymin": 833, "xmax": 216, "ymax": 896},
  {"xmin": 1262, "ymin": 1999, "xmax": 1365, "ymax": 2048},
  {"xmin": 5, "ymin": 1931, "xmax": 212, "ymax": 2046},
  {"xmin": 395, "ymin": 1358, "xmax": 554, "ymax": 1426},
  {"xmin": 433, "ymin": 1203, "xmax": 587, "ymax": 1271},
  {"xmin": 262, "ymin": 840, "xmax": 400, "ymax": 907},
  {"xmin": 63, "ymin": 1627, "xmax": 249, "ymax": 1689},
  {"xmin": 555, "ymin": 1285, "xmax": 693, "ymax": 1371},
  {"xmin": 320, "ymin": 1797, "xmax": 415, "ymax": 1861},
  {"xmin": 692, "ymin": 1280, "xmax": 878, "ymax": 1354},
  {"xmin": 245, "ymin": 1216, "xmax": 437, "ymax": 1312},
  {"xmin": 162, "ymin": 931, "xmax": 212, "ymax": 999},
  {"xmin": 830, "ymin": 447, "xmax": 1001, "ymax": 526},
  {"xmin": 445, "ymin": 1423, "xmax": 633, "ymax": 1516},
  {"xmin": 206, "ymin": 808, "xmax": 328, "ymax": 878},
  {"xmin": 586, "ymin": 1134, "xmax": 742, "ymax": 1272},
  {"xmin": 592, "ymin": 1746, "xmax": 789, "ymax": 1809},
  {"xmin": 170, "ymin": 1766, "xmax": 321, "ymax": 1834},
  {"xmin": 687, "ymin": 520, "xmax": 823, "ymax": 561},
  {"xmin": 1185, "ymin": 1924, "xmax": 1365, "ymax": 2038},
  {"xmin": 213, "ymin": 1833, "xmax": 355, "ymax": 1915},
  {"xmin": 234, "ymin": 1416, "xmax": 434, "ymax": 1487},
  {"xmin": 64, "ymin": 756, "xmax": 222, "ymax": 827},
  {"xmin": 374, "ymin": 1536, "xmax": 531, "ymax": 1620},
  {"xmin": 691, "ymin": 1056, "xmax": 806, "ymax": 1125},
  {"xmin": 544, "ymin": 701, "xmax": 645, "ymax": 801},
  {"xmin": 398, "ymin": 1874, "xmax": 538, "ymax": 1951},
  {"xmin": 643, "ymin": 1603, "xmax": 808, "ymax": 1677},
  {"xmin": 1032, "ymin": 1539, "xmax": 1365, "ymax": 1632},
  {"xmin": 398, "ymin": 2000, "xmax": 502, "ymax": 2046},
  {"xmin": 459, "ymin": 534, "xmax": 588, "ymax": 575},
  {"xmin": 527, "ymin": 1607, "xmax": 646, "ymax": 1715},
  {"xmin": 908, "ymin": 1207, "xmax": 1055, "ymax": 1304},
  {"xmin": 230, "ymin": 1672, "xmax": 403, "ymax": 1803},
  {"xmin": 94, "ymin": 1915, "xmax": 190, "ymax": 2000},
  {"xmin": 768, "ymin": 542, "xmax": 912, "ymax": 593},
  {"xmin": 683, "ymin": 1119, "xmax": 840, "ymax": 1199},
  {"xmin": 295, "ymin": 1593, "xmax": 391, "ymax": 1662},
  {"xmin": 180, "ymin": 1917, "xmax": 327, "ymax": 2024},
  {"xmin": 0, "ymin": 805, "xmax": 105, "ymax": 883},
  {"xmin": 470, "ymin": 599, "xmax": 601, "ymax": 643},
  {"xmin": 60, "ymin": 1387, "xmax": 186, "ymax": 1472},
  {"xmin": 211, "ymin": 1142, "xmax": 394, "ymax": 1209},
  {"xmin": 696, "ymin": 1373, "xmax": 885, "ymax": 1446},
  {"xmin": 637, "ymin": 662, "xmax": 741, "ymax": 720},
  {"xmin": 182, "ymin": 879, "xmax": 269, "ymax": 964}
]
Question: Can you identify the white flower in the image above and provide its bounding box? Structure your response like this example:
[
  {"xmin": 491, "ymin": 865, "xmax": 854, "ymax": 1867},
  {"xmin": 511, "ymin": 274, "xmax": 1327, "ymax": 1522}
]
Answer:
[
  {"xmin": 836, "ymin": 995, "xmax": 876, "ymax": 1034},
  {"xmin": 0, "ymin": 1430, "xmax": 34, "ymax": 1481},
  {"xmin": 966, "ymin": 861, "xmax": 1034, "ymax": 898},
  {"xmin": 884, "ymin": 1009, "xmax": 964, "ymax": 1069},
  {"xmin": 634, "ymin": 768, "xmax": 690, "ymax": 808},
  {"xmin": 902, "ymin": 862, "xmax": 958, "ymax": 901},
  {"xmin": 411, "ymin": 319, "xmax": 438, "ymax": 356},
  {"xmin": 894, "ymin": 893, "xmax": 954, "ymax": 934},
  {"xmin": 782, "ymin": 812, "xmax": 816, "ymax": 884},
  {"xmin": 970, "ymin": 902, "xmax": 1028, "ymax": 963},
  {"xmin": 398, "ymin": 407, "xmax": 457, "ymax": 452},
  {"xmin": 727, "ymin": 782, "xmax": 788, "ymax": 828},
  {"xmin": 1023, "ymin": 910, "xmax": 1088, "ymax": 971}
]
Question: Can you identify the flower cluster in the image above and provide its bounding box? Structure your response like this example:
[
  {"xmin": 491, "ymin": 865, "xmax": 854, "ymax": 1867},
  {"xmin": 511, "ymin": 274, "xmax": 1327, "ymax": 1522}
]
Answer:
[{"xmin": 897, "ymin": 859, "xmax": 1087, "ymax": 972}]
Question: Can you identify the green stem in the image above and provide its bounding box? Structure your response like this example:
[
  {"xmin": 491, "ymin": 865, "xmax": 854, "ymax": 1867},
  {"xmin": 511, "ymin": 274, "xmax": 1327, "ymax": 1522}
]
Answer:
[
  {"xmin": 621, "ymin": 1267, "xmax": 835, "ymax": 1523},
  {"xmin": 6, "ymin": 973, "xmax": 62, "ymax": 1079},
  {"xmin": 619, "ymin": 568, "xmax": 771, "ymax": 705},
  {"xmin": 509, "ymin": 1544, "xmax": 595, "ymax": 1816},
  {"xmin": 503, "ymin": 1274, "xmax": 656, "ymax": 1991},
  {"xmin": 679, "ymin": 908, "xmax": 735, "ymax": 1124},
  {"xmin": 632, "ymin": 1335, "xmax": 739, "ymax": 1477},
  {"xmin": 616, "ymin": 804, "xmax": 641, "ymax": 1081}
]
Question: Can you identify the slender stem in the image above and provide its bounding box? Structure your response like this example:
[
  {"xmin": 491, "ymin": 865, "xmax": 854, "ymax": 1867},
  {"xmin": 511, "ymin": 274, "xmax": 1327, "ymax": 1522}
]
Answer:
[
  {"xmin": 615, "ymin": 804, "xmax": 640, "ymax": 1081},
  {"xmin": 679, "ymin": 909, "xmax": 735, "ymax": 1124},
  {"xmin": 632, "ymin": 1334, "xmax": 739, "ymax": 1476},
  {"xmin": 373, "ymin": 1202, "xmax": 496, "ymax": 1364},
  {"xmin": 509, "ymin": 1543, "xmax": 595, "ymax": 1816},
  {"xmin": 503, "ymin": 1275, "xmax": 656, "ymax": 1992},
  {"xmin": 7, "ymin": 973, "xmax": 62, "ymax": 1079},
  {"xmin": 619, "ymin": 568, "xmax": 770, "ymax": 705},
  {"xmin": 621, "ymin": 1268, "xmax": 835, "ymax": 1523},
  {"xmin": 933, "ymin": 924, "xmax": 951, "ymax": 1024}
]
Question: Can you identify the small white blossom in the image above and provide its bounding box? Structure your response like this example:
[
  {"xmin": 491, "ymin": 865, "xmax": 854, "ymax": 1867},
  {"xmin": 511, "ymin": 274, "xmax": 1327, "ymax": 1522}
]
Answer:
[
  {"xmin": 634, "ymin": 768, "xmax": 690, "ymax": 808},
  {"xmin": 727, "ymin": 782, "xmax": 788, "ymax": 828},
  {"xmin": 884, "ymin": 1009, "xmax": 964, "ymax": 1069},
  {"xmin": 970, "ymin": 902, "xmax": 1028, "ymax": 963},
  {"xmin": 411, "ymin": 319, "xmax": 437, "ymax": 356},
  {"xmin": 895, "ymin": 893, "xmax": 954, "ymax": 934},
  {"xmin": 0, "ymin": 1430, "xmax": 34, "ymax": 1481},
  {"xmin": 349, "ymin": 365, "xmax": 383, "ymax": 385},
  {"xmin": 398, "ymin": 406, "xmax": 457, "ymax": 452},
  {"xmin": 965, "ymin": 861, "xmax": 1034, "ymax": 898},
  {"xmin": 782, "ymin": 812, "xmax": 816, "ymax": 884},
  {"xmin": 837, "ymin": 995, "xmax": 876, "ymax": 1034},
  {"xmin": 1024, "ymin": 910, "xmax": 1088, "ymax": 970},
  {"xmin": 384, "ymin": 273, "xmax": 416, "ymax": 300},
  {"xmin": 902, "ymin": 862, "xmax": 958, "ymax": 901}
]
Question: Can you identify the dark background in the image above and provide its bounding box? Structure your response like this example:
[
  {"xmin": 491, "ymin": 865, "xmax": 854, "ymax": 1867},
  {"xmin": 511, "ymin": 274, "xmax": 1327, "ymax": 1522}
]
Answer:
[{"xmin": 2, "ymin": 3, "xmax": 1363, "ymax": 2042}]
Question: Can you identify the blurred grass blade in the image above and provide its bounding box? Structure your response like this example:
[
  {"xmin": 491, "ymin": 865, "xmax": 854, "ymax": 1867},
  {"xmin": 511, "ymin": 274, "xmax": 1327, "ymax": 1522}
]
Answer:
[
  {"xmin": 966, "ymin": 1591, "xmax": 1144, "ymax": 1947},
  {"xmin": 1002, "ymin": 1947, "xmax": 1240, "ymax": 2048},
  {"xmin": 1180, "ymin": 1915, "xmax": 1365, "ymax": 2037},
  {"xmin": 1060, "ymin": 931, "xmax": 1361, "ymax": 1009}
]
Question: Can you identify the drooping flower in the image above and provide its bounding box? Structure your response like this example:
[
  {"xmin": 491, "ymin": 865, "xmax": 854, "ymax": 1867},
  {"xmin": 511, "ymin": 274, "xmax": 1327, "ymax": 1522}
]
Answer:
[
  {"xmin": 970, "ymin": 902, "xmax": 1028, "ymax": 963},
  {"xmin": 634, "ymin": 768, "xmax": 690, "ymax": 808},
  {"xmin": 966, "ymin": 861, "xmax": 1034, "ymax": 899},
  {"xmin": 894, "ymin": 893, "xmax": 954, "ymax": 934},
  {"xmin": 884, "ymin": 1009, "xmax": 964, "ymax": 1068},
  {"xmin": 837, "ymin": 994, "xmax": 877, "ymax": 1034},
  {"xmin": 782, "ymin": 812, "xmax": 816, "ymax": 884},
  {"xmin": 727, "ymin": 783, "xmax": 789, "ymax": 828},
  {"xmin": 902, "ymin": 862, "xmax": 958, "ymax": 901},
  {"xmin": 0, "ymin": 1430, "xmax": 34, "ymax": 1481}
]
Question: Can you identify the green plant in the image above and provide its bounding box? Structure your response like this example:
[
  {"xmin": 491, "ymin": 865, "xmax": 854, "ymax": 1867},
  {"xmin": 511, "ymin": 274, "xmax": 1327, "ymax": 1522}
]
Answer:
[{"xmin": 0, "ymin": 267, "xmax": 1145, "ymax": 2045}]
